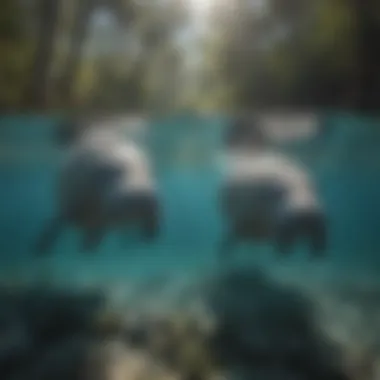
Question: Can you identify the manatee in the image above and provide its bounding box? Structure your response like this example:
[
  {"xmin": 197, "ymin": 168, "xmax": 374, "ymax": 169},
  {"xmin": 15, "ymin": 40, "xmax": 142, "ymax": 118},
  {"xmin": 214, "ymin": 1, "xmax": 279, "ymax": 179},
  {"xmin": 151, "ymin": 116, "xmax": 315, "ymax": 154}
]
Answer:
[
  {"xmin": 34, "ymin": 120, "xmax": 160, "ymax": 255},
  {"xmin": 224, "ymin": 114, "xmax": 269, "ymax": 149},
  {"xmin": 219, "ymin": 148, "xmax": 327, "ymax": 259}
]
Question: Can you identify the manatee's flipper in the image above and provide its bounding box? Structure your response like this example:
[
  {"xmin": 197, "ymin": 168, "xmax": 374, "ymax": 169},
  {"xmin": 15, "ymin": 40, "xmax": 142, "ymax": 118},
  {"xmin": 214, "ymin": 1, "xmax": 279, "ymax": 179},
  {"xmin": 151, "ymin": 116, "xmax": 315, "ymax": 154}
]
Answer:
[
  {"xmin": 274, "ymin": 209, "xmax": 327, "ymax": 258},
  {"xmin": 82, "ymin": 227, "xmax": 105, "ymax": 253},
  {"xmin": 274, "ymin": 217, "xmax": 297, "ymax": 256},
  {"xmin": 34, "ymin": 216, "xmax": 66, "ymax": 256}
]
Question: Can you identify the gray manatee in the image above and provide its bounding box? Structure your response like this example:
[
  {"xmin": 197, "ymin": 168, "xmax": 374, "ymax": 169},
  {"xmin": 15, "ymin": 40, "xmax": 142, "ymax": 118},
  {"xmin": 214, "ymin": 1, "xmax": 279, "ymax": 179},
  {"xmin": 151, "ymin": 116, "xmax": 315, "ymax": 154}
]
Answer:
[
  {"xmin": 34, "ymin": 122, "xmax": 160, "ymax": 255},
  {"xmin": 219, "ymin": 148, "xmax": 327, "ymax": 258},
  {"xmin": 224, "ymin": 114, "xmax": 268, "ymax": 149}
]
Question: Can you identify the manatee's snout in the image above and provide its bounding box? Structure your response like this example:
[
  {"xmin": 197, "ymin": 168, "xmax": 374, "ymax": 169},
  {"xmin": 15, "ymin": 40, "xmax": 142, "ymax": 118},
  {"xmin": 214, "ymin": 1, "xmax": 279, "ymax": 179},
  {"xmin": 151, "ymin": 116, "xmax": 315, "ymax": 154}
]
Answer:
[{"xmin": 275, "ymin": 208, "xmax": 327, "ymax": 257}]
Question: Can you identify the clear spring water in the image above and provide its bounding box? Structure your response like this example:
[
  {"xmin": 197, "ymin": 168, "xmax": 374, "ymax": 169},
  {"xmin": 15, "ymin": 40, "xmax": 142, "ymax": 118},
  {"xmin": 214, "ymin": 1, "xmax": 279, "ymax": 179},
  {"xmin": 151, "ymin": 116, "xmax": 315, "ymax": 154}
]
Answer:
[{"xmin": 0, "ymin": 113, "xmax": 380, "ymax": 298}]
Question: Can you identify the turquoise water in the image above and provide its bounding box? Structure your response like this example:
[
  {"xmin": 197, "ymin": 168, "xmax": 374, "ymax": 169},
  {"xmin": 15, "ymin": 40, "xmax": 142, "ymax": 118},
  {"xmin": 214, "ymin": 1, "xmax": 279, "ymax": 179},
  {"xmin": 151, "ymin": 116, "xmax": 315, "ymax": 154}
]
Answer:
[{"xmin": 0, "ymin": 113, "xmax": 379, "ymax": 291}]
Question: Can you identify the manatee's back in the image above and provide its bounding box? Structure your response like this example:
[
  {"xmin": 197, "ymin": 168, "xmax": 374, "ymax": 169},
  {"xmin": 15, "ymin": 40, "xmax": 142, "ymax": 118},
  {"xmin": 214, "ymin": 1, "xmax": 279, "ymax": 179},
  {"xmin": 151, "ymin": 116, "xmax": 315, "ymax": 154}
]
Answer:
[
  {"xmin": 58, "ymin": 130, "xmax": 154, "ymax": 214},
  {"xmin": 110, "ymin": 141, "xmax": 155, "ymax": 193},
  {"xmin": 221, "ymin": 150, "xmax": 311, "ymax": 221}
]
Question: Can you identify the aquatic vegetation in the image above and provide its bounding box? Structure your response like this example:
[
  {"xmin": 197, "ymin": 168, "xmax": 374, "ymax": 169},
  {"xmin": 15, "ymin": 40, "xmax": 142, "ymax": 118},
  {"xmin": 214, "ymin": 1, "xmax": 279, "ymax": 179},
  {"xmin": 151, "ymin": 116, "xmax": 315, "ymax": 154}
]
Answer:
[
  {"xmin": 1, "ymin": 263, "xmax": 380, "ymax": 379},
  {"xmin": 142, "ymin": 312, "xmax": 217, "ymax": 380},
  {"xmin": 92, "ymin": 309, "xmax": 127, "ymax": 339}
]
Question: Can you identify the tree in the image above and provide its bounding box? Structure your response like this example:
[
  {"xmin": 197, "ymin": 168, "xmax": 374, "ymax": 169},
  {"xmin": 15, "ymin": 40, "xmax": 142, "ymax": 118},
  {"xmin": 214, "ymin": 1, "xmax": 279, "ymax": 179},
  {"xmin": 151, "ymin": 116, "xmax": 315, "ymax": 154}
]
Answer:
[
  {"xmin": 351, "ymin": 0, "xmax": 380, "ymax": 113},
  {"xmin": 202, "ymin": 0, "xmax": 380, "ymax": 112},
  {"xmin": 0, "ymin": 0, "xmax": 34, "ymax": 110},
  {"xmin": 0, "ymin": 0, "xmax": 192, "ymax": 113},
  {"xmin": 23, "ymin": 0, "xmax": 60, "ymax": 109}
]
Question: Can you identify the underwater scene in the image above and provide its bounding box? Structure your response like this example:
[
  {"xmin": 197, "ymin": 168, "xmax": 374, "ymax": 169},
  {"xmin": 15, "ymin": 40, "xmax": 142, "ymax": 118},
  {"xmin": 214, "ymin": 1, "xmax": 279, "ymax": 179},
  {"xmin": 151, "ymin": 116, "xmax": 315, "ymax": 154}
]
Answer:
[{"xmin": 0, "ymin": 112, "xmax": 380, "ymax": 380}]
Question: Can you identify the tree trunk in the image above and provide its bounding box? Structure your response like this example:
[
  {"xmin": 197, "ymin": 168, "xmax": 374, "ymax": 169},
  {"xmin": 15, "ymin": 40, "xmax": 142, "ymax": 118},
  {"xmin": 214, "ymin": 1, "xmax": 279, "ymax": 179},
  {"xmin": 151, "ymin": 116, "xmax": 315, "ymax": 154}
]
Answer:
[
  {"xmin": 24, "ymin": 0, "xmax": 60, "ymax": 110},
  {"xmin": 353, "ymin": 0, "xmax": 380, "ymax": 114},
  {"xmin": 58, "ymin": 0, "xmax": 93, "ymax": 107}
]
